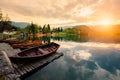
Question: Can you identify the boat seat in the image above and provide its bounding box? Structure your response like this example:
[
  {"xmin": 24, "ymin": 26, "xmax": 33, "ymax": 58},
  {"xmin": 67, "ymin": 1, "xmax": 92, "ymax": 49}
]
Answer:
[
  {"xmin": 46, "ymin": 48, "xmax": 52, "ymax": 52},
  {"xmin": 38, "ymin": 48, "xmax": 48, "ymax": 54}
]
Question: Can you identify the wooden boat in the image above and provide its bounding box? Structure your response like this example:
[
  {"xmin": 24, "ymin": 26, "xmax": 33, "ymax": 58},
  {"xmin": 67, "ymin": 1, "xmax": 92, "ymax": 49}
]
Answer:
[
  {"xmin": 11, "ymin": 40, "xmax": 42, "ymax": 49},
  {"xmin": 0, "ymin": 40, "xmax": 25, "ymax": 44},
  {"xmin": 9, "ymin": 42, "xmax": 60, "ymax": 62}
]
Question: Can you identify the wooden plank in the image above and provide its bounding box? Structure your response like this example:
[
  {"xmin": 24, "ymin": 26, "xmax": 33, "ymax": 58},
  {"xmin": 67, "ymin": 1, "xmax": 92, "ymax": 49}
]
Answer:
[
  {"xmin": 16, "ymin": 68, "xmax": 23, "ymax": 76},
  {"xmin": 22, "ymin": 67, "xmax": 28, "ymax": 73},
  {"xmin": 11, "ymin": 52, "xmax": 63, "ymax": 79},
  {"xmin": 28, "ymin": 64, "xmax": 34, "ymax": 70},
  {"xmin": 25, "ymin": 65, "xmax": 32, "ymax": 72}
]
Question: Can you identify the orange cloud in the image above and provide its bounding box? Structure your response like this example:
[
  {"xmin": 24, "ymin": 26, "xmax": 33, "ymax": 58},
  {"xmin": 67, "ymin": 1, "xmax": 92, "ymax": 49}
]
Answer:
[{"xmin": 0, "ymin": 0, "xmax": 120, "ymax": 26}]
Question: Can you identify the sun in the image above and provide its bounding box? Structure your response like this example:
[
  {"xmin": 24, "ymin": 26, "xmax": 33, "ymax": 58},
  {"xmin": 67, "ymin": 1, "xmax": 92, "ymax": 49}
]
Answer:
[{"xmin": 100, "ymin": 19, "xmax": 113, "ymax": 25}]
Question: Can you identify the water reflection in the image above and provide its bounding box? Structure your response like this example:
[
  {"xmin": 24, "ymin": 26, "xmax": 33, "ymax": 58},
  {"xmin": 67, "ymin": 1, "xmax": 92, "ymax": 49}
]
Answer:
[
  {"xmin": 58, "ymin": 42, "xmax": 120, "ymax": 80},
  {"xmin": 67, "ymin": 50, "xmax": 91, "ymax": 61},
  {"xmin": 41, "ymin": 36, "xmax": 51, "ymax": 43},
  {"xmin": 52, "ymin": 36, "xmax": 63, "ymax": 41},
  {"xmin": 39, "ymin": 34, "xmax": 89, "ymax": 43},
  {"xmin": 25, "ymin": 41, "xmax": 120, "ymax": 80},
  {"xmin": 90, "ymin": 48, "xmax": 120, "ymax": 75}
]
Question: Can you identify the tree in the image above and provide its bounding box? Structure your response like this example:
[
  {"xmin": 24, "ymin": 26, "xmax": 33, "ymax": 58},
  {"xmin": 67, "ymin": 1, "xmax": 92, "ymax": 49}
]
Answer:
[
  {"xmin": 25, "ymin": 23, "xmax": 39, "ymax": 40},
  {"xmin": 60, "ymin": 27, "xmax": 63, "ymax": 32},
  {"xmin": 0, "ymin": 9, "xmax": 14, "ymax": 33},
  {"xmin": 47, "ymin": 24, "xmax": 51, "ymax": 33},
  {"xmin": 41, "ymin": 24, "xmax": 51, "ymax": 34},
  {"xmin": 0, "ymin": 8, "xmax": 2, "ymax": 21},
  {"xmin": 39, "ymin": 25, "xmax": 42, "ymax": 33},
  {"xmin": 57, "ymin": 27, "xmax": 61, "ymax": 32},
  {"xmin": 42, "ymin": 24, "xmax": 46, "ymax": 34}
]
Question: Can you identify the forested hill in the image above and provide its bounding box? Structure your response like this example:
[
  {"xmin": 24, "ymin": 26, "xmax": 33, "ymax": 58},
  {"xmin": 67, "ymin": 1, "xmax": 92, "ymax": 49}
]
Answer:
[{"xmin": 11, "ymin": 21, "xmax": 29, "ymax": 28}]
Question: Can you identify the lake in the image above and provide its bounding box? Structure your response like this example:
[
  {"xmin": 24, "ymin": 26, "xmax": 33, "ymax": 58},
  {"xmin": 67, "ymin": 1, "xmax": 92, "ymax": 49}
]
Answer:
[{"xmin": 25, "ymin": 36, "xmax": 120, "ymax": 80}]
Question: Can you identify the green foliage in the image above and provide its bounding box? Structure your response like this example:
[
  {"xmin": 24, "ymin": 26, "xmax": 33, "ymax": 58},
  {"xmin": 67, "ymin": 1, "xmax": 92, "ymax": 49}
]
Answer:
[
  {"xmin": 42, "ymin": 24, "xmax": 51, "ymax": 33},
  {"xmin": 42, "ymin": 24, "xmax": 47, "ymax": 34},
  {"xmin": 25, "ymin": 23, "xmax": 39, "ymax": 34},
  {"xmin": 24, "ymin": 23, "xmax": 39, "ymax": 40},
  {"xmin": 39, "ymin": 25, "xmax": 42, "ymax": 33},
  {"xmin": 47, "ymin": 24, "xmax": 51, "ymax": 33},
  {"xmin": 63, "ymin": 28, "xmax": 76, "ymax": 34},
  {"xmin": 52, "ymin": 27, "xmax": 63, "ymax": 33}
]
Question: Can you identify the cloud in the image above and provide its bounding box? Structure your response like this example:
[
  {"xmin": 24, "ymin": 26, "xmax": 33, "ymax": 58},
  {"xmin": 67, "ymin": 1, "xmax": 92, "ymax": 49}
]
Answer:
[
  {"xmin": 73, "ymin": 7, "xmax": 94, "ymax": 17},
  {"xmin": 0, "ymin": 0, "xmax": 120, "ymax": 26}
]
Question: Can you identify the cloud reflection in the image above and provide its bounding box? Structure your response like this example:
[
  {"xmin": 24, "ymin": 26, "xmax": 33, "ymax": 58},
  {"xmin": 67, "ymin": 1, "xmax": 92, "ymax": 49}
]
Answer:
[
  {"xmin": 25, "ymin": 41, "xmax": 120, "ymax": 80},
  {"xmin": 72, "ymin": 50, "xmax": 91, "ymax": 61},
  {"xmin": 57, "ymin": 41, "xmax": 120, "ymax": 80},
  {"xmin": 57, "ymin": 41, "xmax": 120, "ymax": 50}
]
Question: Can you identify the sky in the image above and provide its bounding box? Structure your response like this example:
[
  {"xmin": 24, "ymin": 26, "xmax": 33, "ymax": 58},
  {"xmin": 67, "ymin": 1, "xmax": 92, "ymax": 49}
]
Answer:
[{"xmin": 0, "ymin": 0, "xmax": 120, "ymax": 27}]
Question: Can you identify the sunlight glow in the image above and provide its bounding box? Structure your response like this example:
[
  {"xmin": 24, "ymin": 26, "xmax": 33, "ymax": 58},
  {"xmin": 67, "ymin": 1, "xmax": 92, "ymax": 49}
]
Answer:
[{"xmin": 100, "ymin": 19, "xmax": 113, "ymax": 25}]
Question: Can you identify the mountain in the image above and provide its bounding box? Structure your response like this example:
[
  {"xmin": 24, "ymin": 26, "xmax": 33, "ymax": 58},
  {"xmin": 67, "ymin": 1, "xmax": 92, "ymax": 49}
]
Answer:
[
  {"xmin": 62, "ymin": 26, "xmax": 74, "ymax": 29},
  {"xmin": 11, "ymin": 21, "xmax": 29, "ymax": 28}
]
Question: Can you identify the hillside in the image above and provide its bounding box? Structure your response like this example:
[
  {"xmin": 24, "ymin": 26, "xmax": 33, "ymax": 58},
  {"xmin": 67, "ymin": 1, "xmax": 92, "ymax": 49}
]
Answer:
[{"xmin": 11, "ymin": 21, "xmax": 29, "ymax": 28}]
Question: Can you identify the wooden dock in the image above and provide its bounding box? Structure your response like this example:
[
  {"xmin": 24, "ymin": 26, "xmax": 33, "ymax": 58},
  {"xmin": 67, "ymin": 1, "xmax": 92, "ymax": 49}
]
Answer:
[
  {"xmin": 0, "ymin": 43, "xmax": 63, "ymax": 80},
  {"xmin": 12, "ymin": 52, "xmax": 63, "ymax": 79}
]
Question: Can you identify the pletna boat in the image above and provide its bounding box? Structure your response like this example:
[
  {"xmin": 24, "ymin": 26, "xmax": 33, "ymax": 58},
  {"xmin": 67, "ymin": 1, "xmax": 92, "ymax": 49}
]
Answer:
[
  {"xmin": 11, "ymin": 40, "xmax": 42, "ymax": 49},
  {"xmin": 9, "ymin": 42, "xmax": 60, "ymax": 62},
  {"xmin": 0, "ymin": 39, "xmax": 28, "ymax": 44}
]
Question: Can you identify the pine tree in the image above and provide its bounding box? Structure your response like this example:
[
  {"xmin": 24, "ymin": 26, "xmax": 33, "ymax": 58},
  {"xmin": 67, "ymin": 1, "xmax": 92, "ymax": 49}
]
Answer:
[
  {"xmin": 39, "ymin": 25, "xmax": 42, "ymax": 33},
  {"xmin": 42, "ymin": 24, "xmax": 46, "ymax": 34},
  {"xmin": 47, "ymin": 24, "xmax": 51, "ymax": 33},
  {"xmin": 60, "ymin": 27, "xmax": 63, "ymax": 32}
]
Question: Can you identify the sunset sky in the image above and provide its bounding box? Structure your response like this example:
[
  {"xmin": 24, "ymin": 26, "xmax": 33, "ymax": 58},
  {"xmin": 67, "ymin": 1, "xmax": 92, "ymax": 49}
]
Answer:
[{"xmin": 0, "ymin": 0, "xmax": 120, "ymax": 26}]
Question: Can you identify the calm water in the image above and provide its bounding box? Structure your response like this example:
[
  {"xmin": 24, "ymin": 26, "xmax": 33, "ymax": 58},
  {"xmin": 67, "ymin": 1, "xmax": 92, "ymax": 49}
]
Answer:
[{"xmin": 25, "ymin": 36, "xmax": 120, "ymax": 80}]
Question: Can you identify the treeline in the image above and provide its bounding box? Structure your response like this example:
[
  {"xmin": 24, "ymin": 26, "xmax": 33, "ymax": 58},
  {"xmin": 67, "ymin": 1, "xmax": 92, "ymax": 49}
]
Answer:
[{"xmin": 24, "ymin": 23, "xmax": 63, "ymax": 34}]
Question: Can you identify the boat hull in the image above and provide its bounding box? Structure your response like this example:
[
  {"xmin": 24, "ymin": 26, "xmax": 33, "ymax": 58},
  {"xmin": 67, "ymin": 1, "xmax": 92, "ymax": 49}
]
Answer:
[
  {"xmin": 10, "ymin": 50, "xmax": 57, "ymax": 62},
  {"xmin": 9, "ymin": 42, "xmax": 60, "ymax": 63}
]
